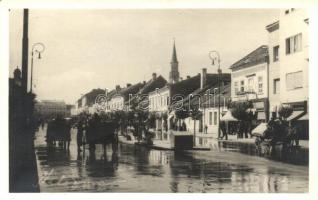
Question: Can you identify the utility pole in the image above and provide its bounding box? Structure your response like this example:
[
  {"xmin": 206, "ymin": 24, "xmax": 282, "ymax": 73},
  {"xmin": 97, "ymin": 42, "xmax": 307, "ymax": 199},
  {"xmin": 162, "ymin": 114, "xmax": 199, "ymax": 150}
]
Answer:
[
  {"xmin": 21, "ymin": 9, "xmax": 29, "ymax": 94},
  {"xmin": 209, "ymin": 51, "xmax": 222, "ymax": 139}
]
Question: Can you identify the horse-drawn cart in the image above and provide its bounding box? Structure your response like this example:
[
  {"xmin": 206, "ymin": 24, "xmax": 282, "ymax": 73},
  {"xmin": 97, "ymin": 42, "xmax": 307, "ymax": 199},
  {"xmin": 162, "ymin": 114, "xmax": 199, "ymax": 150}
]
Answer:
[
  {"xmin": 252, "ymin": 120, "xmax": 298, "ymax": 157},
  {"xmin": 84, "ymin": 118, "xmax": 118, "ymax": 152},
  {"xmin": 46, "ymin": 117, "xmax": 71, "ymax": 150}
]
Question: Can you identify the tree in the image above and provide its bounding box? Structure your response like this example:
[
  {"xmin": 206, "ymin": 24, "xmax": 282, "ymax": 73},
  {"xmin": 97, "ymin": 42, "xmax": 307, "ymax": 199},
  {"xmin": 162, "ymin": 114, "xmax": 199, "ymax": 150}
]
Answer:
[
  {"xmin": 148, "ymin": 111, "xmax": 156, "ymax": 128},
  {"xmin": 230, "ymin": 101, "xmax": 256, "ymax": 138},
  {"xmin": 175, "ymin": 109, "xmax": 189, "ymax": 131},
  {"xmin": 190, "ymin": 108, "xmax": 202, "ymax": 144},
  {"xmin": 278, "ymin": 104, "xmax": 293, "ymax": 120}
]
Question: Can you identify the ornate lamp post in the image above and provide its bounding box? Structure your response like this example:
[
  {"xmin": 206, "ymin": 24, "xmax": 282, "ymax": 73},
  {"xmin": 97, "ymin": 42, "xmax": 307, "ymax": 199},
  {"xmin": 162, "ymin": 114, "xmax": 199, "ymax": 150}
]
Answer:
[
  {"xmin": 30, "ymin": 42, "xmax": 45, "ymax": 93},
  {"xmin": 209, "ymin": 51, "xmax": 222, "ymax": 139}
]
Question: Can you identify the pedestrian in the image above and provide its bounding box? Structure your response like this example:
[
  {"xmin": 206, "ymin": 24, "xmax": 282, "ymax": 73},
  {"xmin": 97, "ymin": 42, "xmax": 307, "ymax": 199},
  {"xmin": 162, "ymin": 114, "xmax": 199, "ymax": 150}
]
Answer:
[
  {"xmin": 220, "ymin": 120, "xmax": 227, "ymax": 140},
  {"xmin": 182, "ymin": 121, "xmax": 187, "ymax": 131},
  {"xmin": 77, "ymin": 118, "xmax": 84, "ymax": 152}
]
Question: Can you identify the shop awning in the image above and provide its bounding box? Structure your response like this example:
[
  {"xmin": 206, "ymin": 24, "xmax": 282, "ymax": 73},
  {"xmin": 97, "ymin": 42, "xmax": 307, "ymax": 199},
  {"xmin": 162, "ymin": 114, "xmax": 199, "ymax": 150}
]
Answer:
[
  {"xmin": 257, "ymin": 111, "xmax": 266, "ymax": 120},
  {"xmin": 221, "ymin": 111, "xmax": 238, "ymax": 121},
  {"xmin": 168, "ymin": 111, "xmax": 175, "ymax": 119},
  {"xmin": 251, "ymin": 122, "xmax": 267, "ymax": 137},
  {"xmin": 298, "ymin": 113, "xmax": 308, "ymax": 120},
  {"xmin": 287, "ymin": 111, "xmax": 304, "ymax": 121}
]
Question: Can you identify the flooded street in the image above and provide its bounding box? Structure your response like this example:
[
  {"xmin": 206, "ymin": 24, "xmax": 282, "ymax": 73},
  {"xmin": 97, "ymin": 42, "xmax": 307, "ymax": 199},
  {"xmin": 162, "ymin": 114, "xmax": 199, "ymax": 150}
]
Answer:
[{"xmin": 34, "ymin": 127, "xmax": 308, "ymax": 193}]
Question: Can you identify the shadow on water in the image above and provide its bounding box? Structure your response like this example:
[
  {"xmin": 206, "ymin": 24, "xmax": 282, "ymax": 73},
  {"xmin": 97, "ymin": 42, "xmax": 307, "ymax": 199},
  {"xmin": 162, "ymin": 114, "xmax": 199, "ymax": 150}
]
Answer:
[
  {"xmin": 84, "ymin": 148, "xmax": 119, "ymax": 178},
  {"xmin": 37, "ymin": 146, "xmax": 71, "ymax": 167},
  {"xmin": 169, "ymin": 151, "xmax": 235, "ymax": 192}
]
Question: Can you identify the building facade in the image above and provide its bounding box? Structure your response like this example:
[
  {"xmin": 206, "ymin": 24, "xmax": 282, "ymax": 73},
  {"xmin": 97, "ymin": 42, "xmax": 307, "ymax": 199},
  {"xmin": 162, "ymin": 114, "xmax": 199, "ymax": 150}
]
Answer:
[
  {"xmin": 266, "ymin": 9, "xmax": 309, "ymax": 139},
  {"xmin": 230, "ymin": 45, "xmax": 270, "ymax": 122},
  {"xmin": 35, "ymin": 100, "xmax": 68, "ymax": 119}
]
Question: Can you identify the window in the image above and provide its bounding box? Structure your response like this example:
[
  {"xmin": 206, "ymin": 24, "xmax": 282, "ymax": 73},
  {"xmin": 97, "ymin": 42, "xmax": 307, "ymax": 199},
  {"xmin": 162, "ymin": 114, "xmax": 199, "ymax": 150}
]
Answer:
[
  {"xmin": 258, "ymin": 76, "xmax": 263, "ymax": 94},
  {"xmin": 286, "ymin": 33, "xmax": 302, "ymax": 54},
  {"xmin": 209, "ymin": 112, "xmax": 212, "ymax": 125},
  {"xmin": 286, "ymin": 71, "xmax": 303, "ymax": 90},
  {"xmin": 273, "ymin": 45, "xmax": 279, "ymax": 62},
  {"xmin": 273, "ymin": 78, "xmax": 280, "ymax": 94},
  {"xmin": 234, "ymin": 81, "xmax": 239, "ymax": 94},
  {"xmin": 214, "ymin": 111, "xmax": 217, "ymax": 125},
  {"xmin": 248, "ymin": 77, "xmax": 254, "ymax": 92},
  {"xmin": 240, "ymin": 80, "xmax": 245, "ymax": 92}
]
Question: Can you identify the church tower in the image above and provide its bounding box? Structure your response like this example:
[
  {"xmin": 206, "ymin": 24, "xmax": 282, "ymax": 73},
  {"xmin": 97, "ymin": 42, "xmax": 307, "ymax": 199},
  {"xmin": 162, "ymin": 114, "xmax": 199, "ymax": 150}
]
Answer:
[{"xmin": 169, "ymin": 40, "xmax": 180, "ymax": 84}]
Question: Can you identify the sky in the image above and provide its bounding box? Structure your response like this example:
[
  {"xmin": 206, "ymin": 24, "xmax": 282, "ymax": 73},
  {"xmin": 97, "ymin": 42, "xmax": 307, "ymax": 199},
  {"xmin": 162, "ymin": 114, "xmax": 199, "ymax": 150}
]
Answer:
[{"xmin": 9, "ymin": 9, "xmax": 280, "ymax": 104}]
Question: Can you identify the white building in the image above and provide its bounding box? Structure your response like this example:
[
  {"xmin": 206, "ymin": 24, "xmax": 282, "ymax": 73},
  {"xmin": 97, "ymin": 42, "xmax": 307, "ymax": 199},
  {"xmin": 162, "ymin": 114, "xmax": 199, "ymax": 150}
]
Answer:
[
  {"xmin": 266, "ymin": 9, "xmax": 309, "ymax": 139},
  {"xmin": 279, "ymin": 9, "xmax": 309, "ymax": 109},
  {"xmin": 266, "ymin": 21, "xmax": 281, "ymax": 116},
  {"xmin": 108, "ymin": 83, "xmax": 144, "ymax": 111},
  {"xmin": 230, "ymin": 45, "xmax": 270, "ymax": 122}
]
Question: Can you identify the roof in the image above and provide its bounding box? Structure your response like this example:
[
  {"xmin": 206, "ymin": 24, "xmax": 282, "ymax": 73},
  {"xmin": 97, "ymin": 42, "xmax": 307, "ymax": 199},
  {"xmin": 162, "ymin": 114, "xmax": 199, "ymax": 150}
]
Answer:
[
  {"xmin": 106, "ymin": 89, "xmax": 117, "ymax": 101},
  {"xmin": 139, "ymin": 75, "xmax": 167, "ymax": 95},
  {"xmin": 83, "ymin": 88, "xmax": 105, "ymax": 106},
  {"xmin": 182, "ymin": 84, "xmax": 231, "ymax": 109},
  {"xmin": 113, "ymin": 82, "xmax": 145, "ymax": 101},
  {"xmin": 170, "ymin": 73, "xmax": 231, "ymax": 97},
  {"xmin": 126, "ymin": 75, "xmax": 167, "ymax": 106},
  {"xmin": 229, "ymin": 45, "xmax": 269, "ymax": 71},
  {"xmin": 169, "ymin": 74, "xmax": 231, "ymax": 110}
]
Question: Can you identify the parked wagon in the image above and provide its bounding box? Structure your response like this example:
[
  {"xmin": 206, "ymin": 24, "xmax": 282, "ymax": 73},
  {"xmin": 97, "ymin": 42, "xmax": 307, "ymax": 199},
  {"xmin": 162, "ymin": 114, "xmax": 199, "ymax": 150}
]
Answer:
[
  {"xmin": 83, "ymin": 114, "xmax": 119, "ymax": 152},
  {"xmin": 46, "ymin": 116, "xmax": 71, "ymax": 150},
  {"xmin": 253, "ymin": 120, "xmax": 297, "ymax": 157}
]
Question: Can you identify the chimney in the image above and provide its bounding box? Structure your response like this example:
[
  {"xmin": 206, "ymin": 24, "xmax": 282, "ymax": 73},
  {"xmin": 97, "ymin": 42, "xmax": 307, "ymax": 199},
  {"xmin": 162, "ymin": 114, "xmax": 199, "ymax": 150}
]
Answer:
[
  {"xmin": 200, "ymin": 68, "xmax": 207, "ymax": 89},
  {"xmin": 126, "ymin": 83, "xmax": 132, "ymax": 87},
  {"xmin": 186, "ymin": 75, "xmax": 191, "ymax": 79},
  {"xmin": 115, "ymin": 85, "xmax": 121, "ymax": 92},
  {"xmin": 152, "ymin": 73, "xmax": 157, "ymax": 81}
]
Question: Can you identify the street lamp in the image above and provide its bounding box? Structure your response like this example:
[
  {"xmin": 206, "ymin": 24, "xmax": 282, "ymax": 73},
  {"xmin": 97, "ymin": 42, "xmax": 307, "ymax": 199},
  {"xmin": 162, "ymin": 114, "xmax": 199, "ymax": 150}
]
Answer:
[
  {"xmin": 213, "ymin": 88, "xmax": 218, "ymax": 108},
  {"xmin": 209, "ymin": 51, "xmax": 222, "ymax": 139},
  {"xmin": 30, "ymin": 42, "xmax": 45, "ymax": 93}
]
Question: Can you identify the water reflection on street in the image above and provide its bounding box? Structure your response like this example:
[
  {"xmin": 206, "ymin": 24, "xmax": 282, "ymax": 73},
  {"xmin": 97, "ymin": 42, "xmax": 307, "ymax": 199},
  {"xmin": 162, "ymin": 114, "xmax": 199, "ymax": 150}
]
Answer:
[{"xmin": 34, "ymin": 128, "xmax": 308, "ymax": 192}]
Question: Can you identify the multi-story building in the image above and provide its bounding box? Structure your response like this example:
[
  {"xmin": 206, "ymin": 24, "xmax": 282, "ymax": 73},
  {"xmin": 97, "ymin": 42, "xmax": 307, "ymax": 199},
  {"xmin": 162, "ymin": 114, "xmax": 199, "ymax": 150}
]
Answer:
[
  {"xmin": 127, "ymin": 73, "xmax": 167, "ymax": 111},
  {"xmin": 109, "ymin": 83, "xmax": 145, "ymax": 111},
  {"xmin": 266, "ymin": 9, "xmax": 309, "ymax": 139},
  {"xmin": 35, "ymin": 100, "xmax": 68, "ymax": 119},
  {"xmin": 230, "ymin": 45, "xmax": 270, "ymax": 122},
  {"xmin": 75, "ymin": 88, "xmax": 106, "ymax": 114},
  {"xmin": 266, "ymin": 20, "xmax": 281, "ymax": 117}
]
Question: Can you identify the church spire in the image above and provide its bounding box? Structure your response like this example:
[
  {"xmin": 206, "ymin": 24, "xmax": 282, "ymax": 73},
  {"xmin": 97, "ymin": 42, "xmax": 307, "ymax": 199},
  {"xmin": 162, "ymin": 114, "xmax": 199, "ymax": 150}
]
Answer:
[
  {"xmin": 171, "ymin": 38, "xmax": 178, "ymax": 63},
  {"xmin": 169, "ymin": 38, "xmax": 180, "ymax": 84}
]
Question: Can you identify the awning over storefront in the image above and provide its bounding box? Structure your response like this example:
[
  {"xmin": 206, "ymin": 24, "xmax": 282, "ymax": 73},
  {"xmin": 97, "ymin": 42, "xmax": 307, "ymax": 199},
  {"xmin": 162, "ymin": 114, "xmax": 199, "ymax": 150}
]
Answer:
[
  {"xmin": 252, "ymin": 122, "xmax": 267, "ymax": 137},
  {"xmin": 257, "ymin": 111, "xmax": 266, "ymax": 120},
  {"xmin": 168, "ymin": 111, "xmax": 175, "ymax": 120},
  {"xmin": 287, "ymin": 111, "xmax": 304, "ymax": 121},
  {"xmin": 298, "ymin": 113, "xmax": 308, "ymax": 121},
  {"xmin": 221, "ymin": 111, "xmax": 237, "ymax": 121}
]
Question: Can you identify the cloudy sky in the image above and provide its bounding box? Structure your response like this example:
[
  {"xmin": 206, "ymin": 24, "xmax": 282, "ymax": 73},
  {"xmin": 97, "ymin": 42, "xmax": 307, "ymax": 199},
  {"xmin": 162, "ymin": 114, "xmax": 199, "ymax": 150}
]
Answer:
[{"xmin": 9, "ymin": 9, "xmax": 280, "ymax": 104}]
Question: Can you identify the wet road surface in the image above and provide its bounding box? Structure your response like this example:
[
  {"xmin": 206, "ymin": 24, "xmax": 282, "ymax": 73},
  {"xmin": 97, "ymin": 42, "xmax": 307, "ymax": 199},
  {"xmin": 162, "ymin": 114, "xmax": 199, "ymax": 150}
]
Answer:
[{"xmin": 34, "ymin": 127, "xmax": 308, "ymax": 192}]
